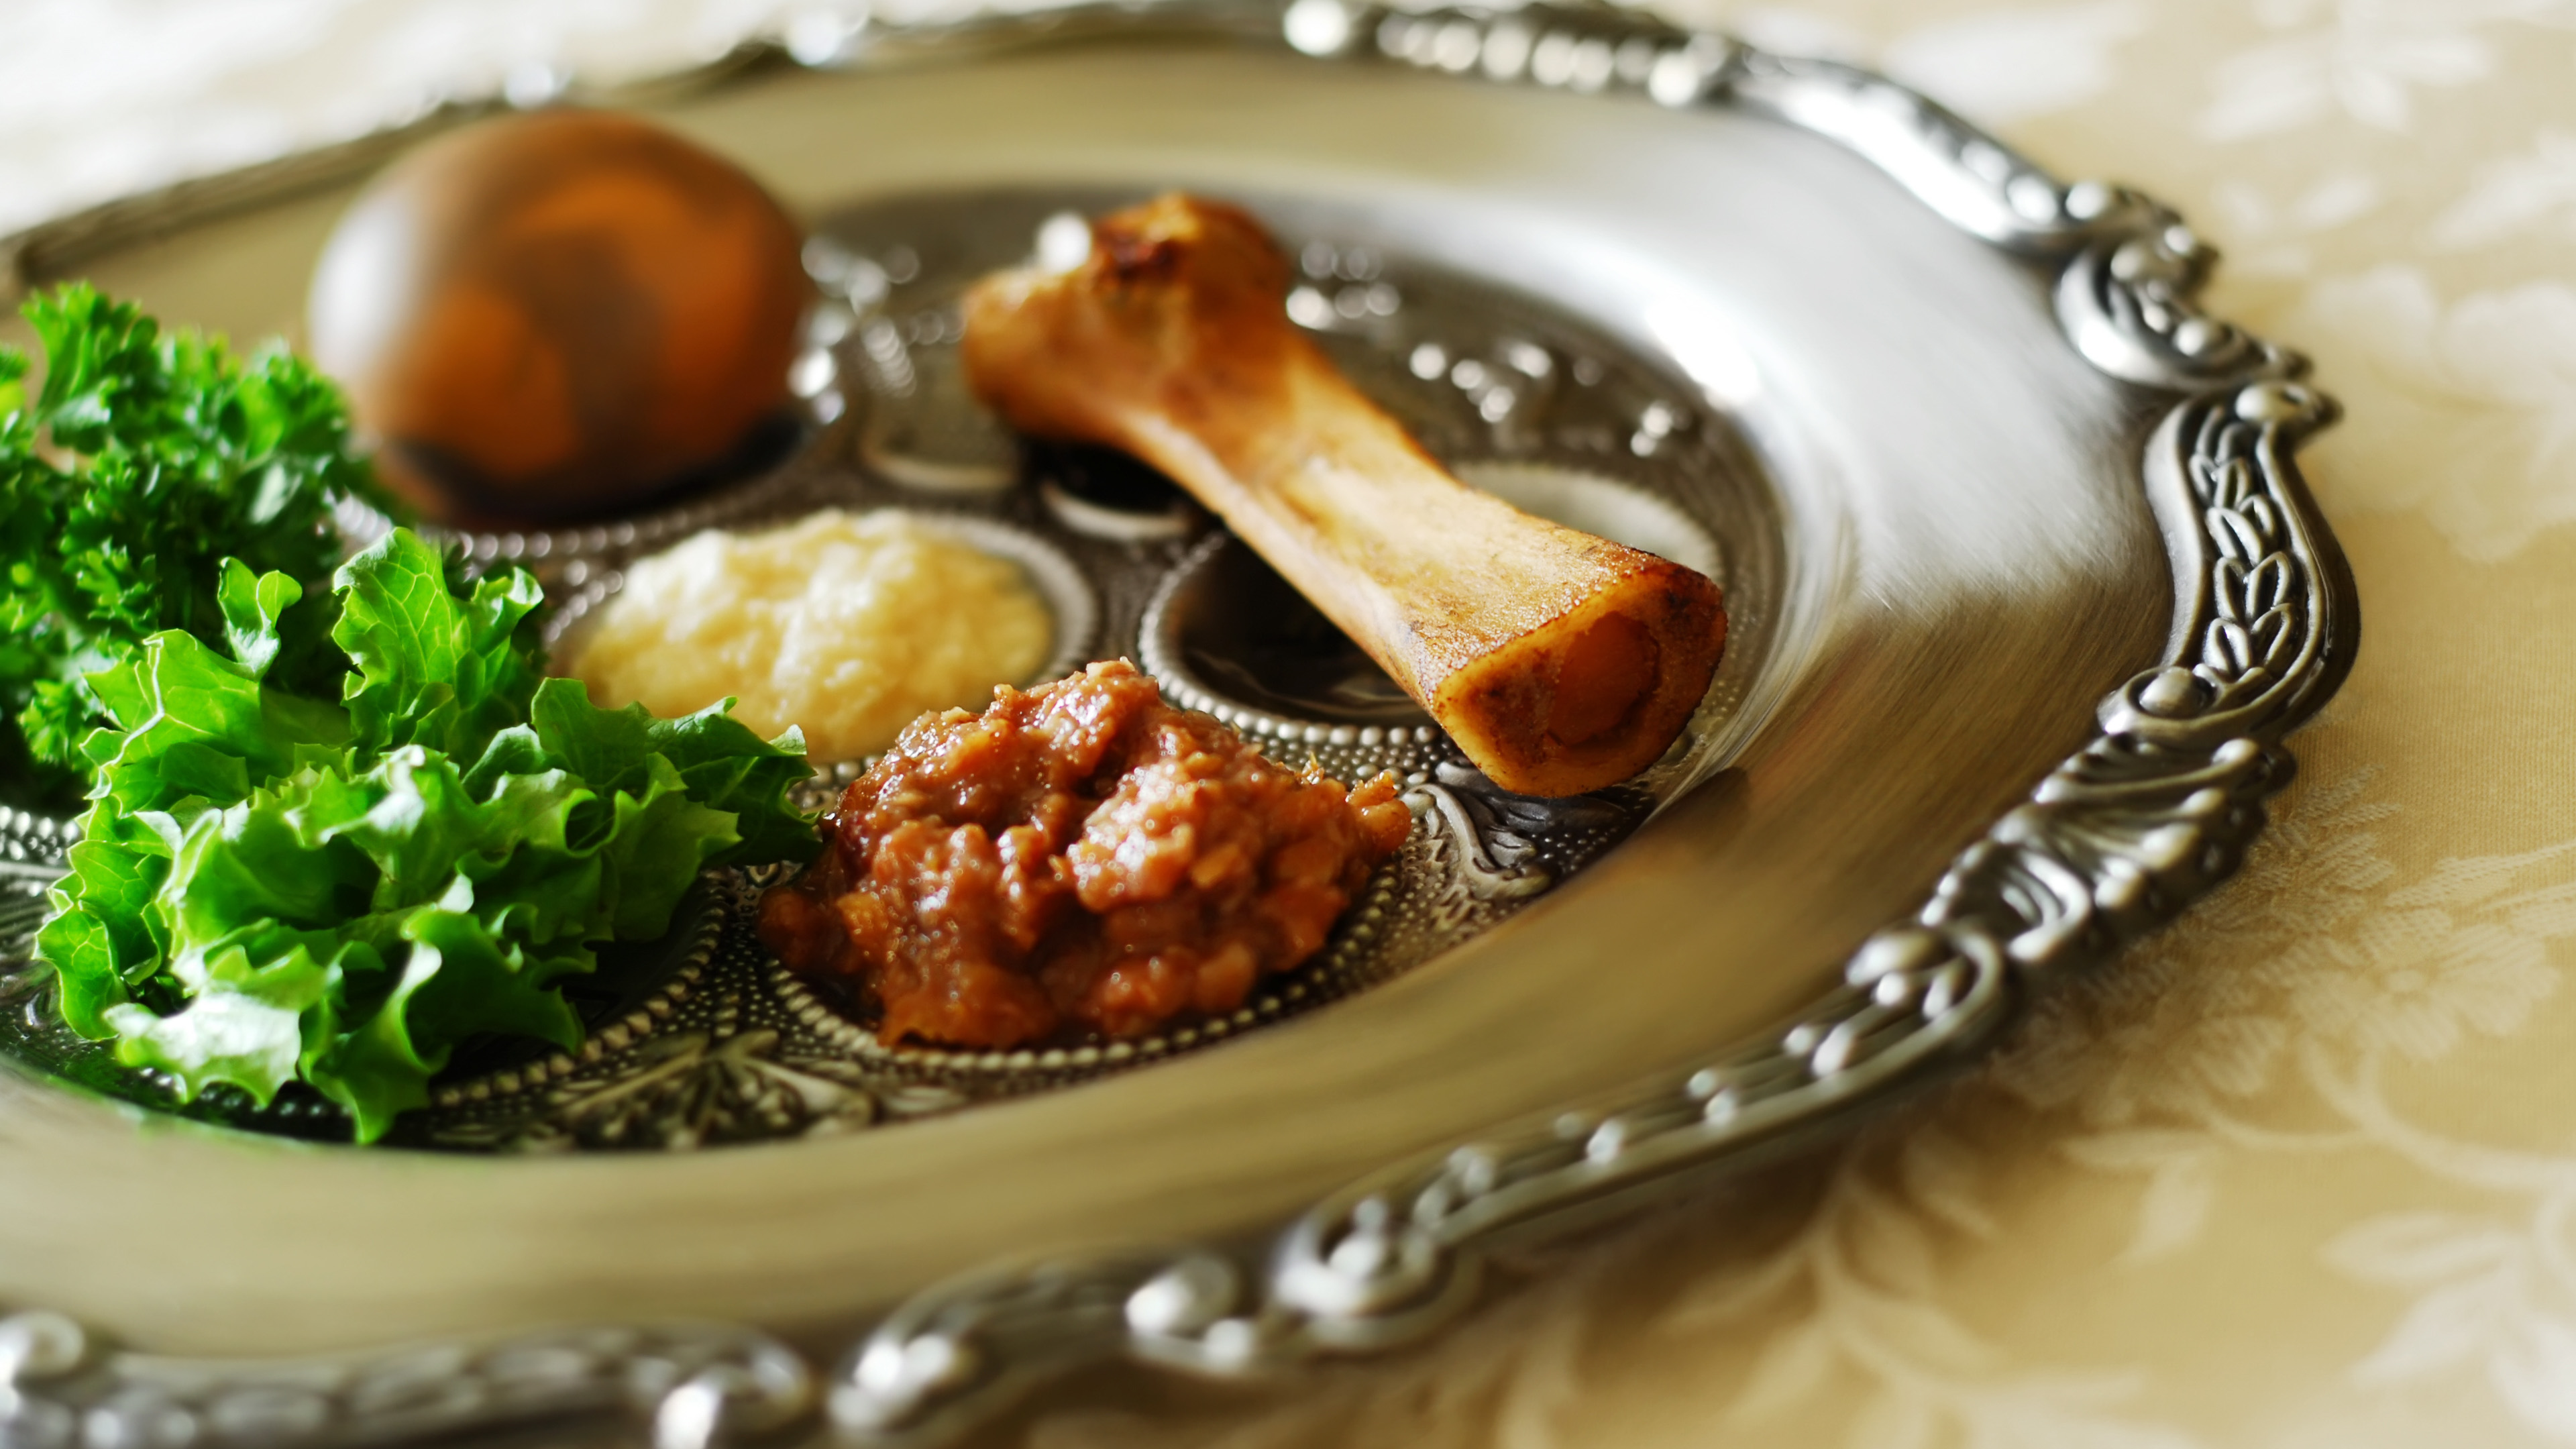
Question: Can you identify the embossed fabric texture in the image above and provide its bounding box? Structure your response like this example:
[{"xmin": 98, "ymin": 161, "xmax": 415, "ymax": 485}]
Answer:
[{"xmin": 4, "ymin": 0, "xmax": 2574, "ymax": 1444}]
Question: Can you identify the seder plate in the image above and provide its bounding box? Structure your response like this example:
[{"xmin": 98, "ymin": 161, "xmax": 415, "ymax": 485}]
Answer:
[{"xmin": 0, "ymin": 3, "xmax": 2355, "ymax": 1446}]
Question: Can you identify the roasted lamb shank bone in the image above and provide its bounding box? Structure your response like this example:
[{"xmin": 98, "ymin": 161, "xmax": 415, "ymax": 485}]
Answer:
[{"xmin": 961, "ymin": 195, "xmax": 1728, "ymax": 798}]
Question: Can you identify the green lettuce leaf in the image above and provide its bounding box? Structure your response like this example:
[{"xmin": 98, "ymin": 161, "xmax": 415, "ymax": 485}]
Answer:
[
  {"xmin": 526, "ymin": 679, "xmax": 815, "ymax": 867},
  {"xmin": 41, "ymin": 531, "xmax": 818, "ymax": 1141},
  {"xmin": 333, "ymin": 530, "xmax": 545, "ymax": 761}
]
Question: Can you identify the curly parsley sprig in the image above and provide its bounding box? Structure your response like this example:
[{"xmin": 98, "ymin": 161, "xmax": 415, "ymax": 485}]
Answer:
[
  {"xmin": 0, "ymin": 284, "xmax": 397, "ymax": 796},
  {"xmin": 6, "ymin": 286, "xmax": 820, "ymax": 1141}
]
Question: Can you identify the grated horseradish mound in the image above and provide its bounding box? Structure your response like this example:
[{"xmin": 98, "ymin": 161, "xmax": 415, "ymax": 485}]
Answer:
[{"xmin": 569, "ymin": 508, "xmax": 1054, "ymax": 761}]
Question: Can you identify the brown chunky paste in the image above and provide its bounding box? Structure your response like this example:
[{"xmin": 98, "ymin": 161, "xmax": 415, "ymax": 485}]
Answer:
[{"xmin": 758, "ymin": 659, "xmax": 1414, "ymax": 1048}]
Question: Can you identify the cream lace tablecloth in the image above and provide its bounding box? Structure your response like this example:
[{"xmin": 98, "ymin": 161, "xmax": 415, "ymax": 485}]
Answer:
[{"xmin": 7, "ymin": 1, "xmax": 2574, "ymax": 1444}]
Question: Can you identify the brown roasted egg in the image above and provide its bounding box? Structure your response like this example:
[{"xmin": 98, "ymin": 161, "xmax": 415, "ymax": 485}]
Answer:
[{"xmin": 307, "ymin": 109, "xmax": 808, "ymax": 525}]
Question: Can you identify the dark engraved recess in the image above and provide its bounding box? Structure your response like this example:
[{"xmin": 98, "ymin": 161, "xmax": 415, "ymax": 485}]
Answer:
[
  {"xmin": 1163, "ymin": 534, "xmax": 1434, "ymax": 727},
  {"xmin": 1027, "ymin": 439, "xmax": 1203, "ymax": 540}
]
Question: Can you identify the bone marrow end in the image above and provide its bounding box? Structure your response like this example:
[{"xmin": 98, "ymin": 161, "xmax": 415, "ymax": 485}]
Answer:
[{"xmin": 1434, "ymin": 559, "xmax": 1727, "ymax": 798}]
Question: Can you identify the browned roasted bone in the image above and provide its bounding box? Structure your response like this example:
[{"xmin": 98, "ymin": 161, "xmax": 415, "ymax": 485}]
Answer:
[{"xmin": 961, "ymin": 194, "xmax": 1727, "ymax": 798}]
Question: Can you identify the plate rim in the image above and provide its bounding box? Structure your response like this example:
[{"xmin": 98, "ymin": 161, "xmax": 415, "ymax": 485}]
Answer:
[{"xmin": 0, "ymin": 3, "xmax": 2357, "ymax": 1446}]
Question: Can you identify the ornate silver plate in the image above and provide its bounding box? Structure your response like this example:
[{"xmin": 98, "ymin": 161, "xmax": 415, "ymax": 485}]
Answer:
[{"xmin": 0, "ymin": 2, "xmax": 2353, "ymax": 1445}]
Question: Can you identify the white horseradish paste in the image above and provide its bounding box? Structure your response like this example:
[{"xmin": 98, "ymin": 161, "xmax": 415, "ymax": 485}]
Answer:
[{"xmin": 570, "ymin": 508, "xmax": 1054, "ymax": 761}]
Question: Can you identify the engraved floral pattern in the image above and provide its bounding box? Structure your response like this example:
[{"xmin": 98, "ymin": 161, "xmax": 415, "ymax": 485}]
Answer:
[
  {"xmin": 2287, "ymin": 269, "xmax": 2576, "ymax": 561},
  {"xmin": 2432, "ymin": 129, "xmax": 2576, "ymax": 249},
  {"xmin": 2196, "ymin": 0, "xmax": 2520, "ymax": 140}
]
